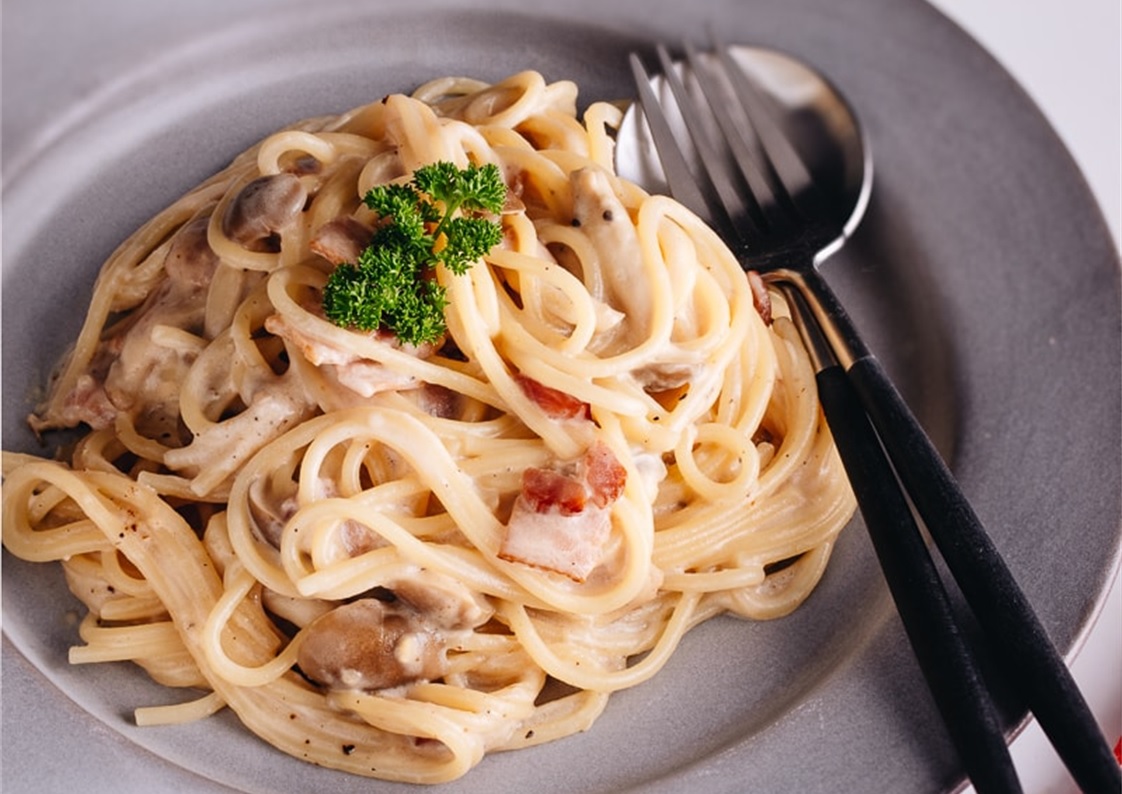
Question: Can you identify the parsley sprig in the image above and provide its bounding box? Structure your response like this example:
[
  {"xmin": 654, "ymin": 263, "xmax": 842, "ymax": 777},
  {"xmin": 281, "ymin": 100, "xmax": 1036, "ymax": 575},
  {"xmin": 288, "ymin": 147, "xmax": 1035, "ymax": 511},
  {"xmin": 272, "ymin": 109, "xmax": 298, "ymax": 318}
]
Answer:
[{"xmin": 323, "ymin": 161, "xmax": 505, "ymax": 346}]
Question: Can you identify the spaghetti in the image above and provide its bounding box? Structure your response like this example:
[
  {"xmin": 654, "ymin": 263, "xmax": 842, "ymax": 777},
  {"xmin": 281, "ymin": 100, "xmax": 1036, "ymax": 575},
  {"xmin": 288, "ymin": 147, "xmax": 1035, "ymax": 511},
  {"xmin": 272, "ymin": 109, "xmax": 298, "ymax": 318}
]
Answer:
[{"xmin": 2, "ymin": 70, "xmax": 855, "ymax": 783}]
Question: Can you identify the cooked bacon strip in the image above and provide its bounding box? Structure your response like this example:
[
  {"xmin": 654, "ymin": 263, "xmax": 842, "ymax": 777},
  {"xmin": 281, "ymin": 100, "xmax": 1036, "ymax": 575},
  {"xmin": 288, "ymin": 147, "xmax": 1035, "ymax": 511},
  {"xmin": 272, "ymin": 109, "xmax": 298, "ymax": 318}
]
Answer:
[
  {"xmin": 746, "ymin": 270, "xmax": 773, "ymax": 326},
  {"xmin": 521, "ymin": 468, "xmax": 588, "ymax": 515},
  {"xmin": 52, "ymin": 373, "xmax": 118, "ymax": 431},
  {"xmin": 514, "ymin": 373, "xmax": 590, "ymax": 420},
  {"xmin": 309, "ymin": 216, "xmax": 375, "ymax": 266},
  {"xmin": 265, "ymin": 310, "xmax": 439, "ymax": 398},
  {"xmin": 32, "ymin": 215, "xmax": 222, "ymax": 436},
  {"xmin": 583, "ymin": 440, "xmax": 627, "ymax": 507},
  {"xmin": 498, "ymin": 441, "xmax": 626, "ymax": 582},
  {"xmin": 499, "ymin": 502, "xmax": 610, "ymax": 583}
]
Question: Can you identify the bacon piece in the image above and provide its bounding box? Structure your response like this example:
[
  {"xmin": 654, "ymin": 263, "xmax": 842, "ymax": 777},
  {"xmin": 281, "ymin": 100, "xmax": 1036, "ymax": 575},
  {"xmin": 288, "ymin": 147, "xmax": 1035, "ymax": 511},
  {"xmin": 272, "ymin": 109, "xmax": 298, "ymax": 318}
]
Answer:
[
  {"xmin": 521, "ymin": 468, "xmax": 589, "ymax": 515},
  {"xmin": 583, "ymin": 440, "xmax": 627, "ymax": 507},
  {"xmin": 746, "ymin": 270, "xmax": 773, "ymax": 325},
  {"xmin": 31, "ymin": 215, "xmax": 223, "ymax": 437},
  {"xmin": 309, "ymin": 217, "xmax": 375, "ymax": 266},
  {"xmin": 499, "ymin": 502, "xmax": 610, "ymax": 583},
  {"xmin": 498, "ymin": 441, "xmax": 627, "ymax": 582},
  {"xmin": 52, "ymin": 374, "xmax": 118, "ymax": 431},
  {"xmin": 514, "ymin": 373, "xmax": 590, "ymax": 420},
  {"xmin": 265, "ymin": 312, "xmax": 438, "ymax": 398}
]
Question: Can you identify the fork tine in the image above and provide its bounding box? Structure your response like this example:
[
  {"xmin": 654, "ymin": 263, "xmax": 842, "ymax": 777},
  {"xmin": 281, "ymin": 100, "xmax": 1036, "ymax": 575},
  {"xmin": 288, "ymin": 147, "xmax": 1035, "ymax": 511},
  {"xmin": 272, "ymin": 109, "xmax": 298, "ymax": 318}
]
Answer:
[
  {"xmin": 652, "ymin": 45, "xmax": 759, "ymax": 249},
  {"xmin": 632, "ymin": 42, "xmax": 837, "ymax": 261},
  {"xmin": 712, "ymin": 43, "xmax": 822, "ymax": 223},
  {"xmin": 681, "ymin": 42, "xmax": 775, "ymax": 235},
  {"xmin": 628, "ymin": 53, "xmax": 715, "ymax": 227}
]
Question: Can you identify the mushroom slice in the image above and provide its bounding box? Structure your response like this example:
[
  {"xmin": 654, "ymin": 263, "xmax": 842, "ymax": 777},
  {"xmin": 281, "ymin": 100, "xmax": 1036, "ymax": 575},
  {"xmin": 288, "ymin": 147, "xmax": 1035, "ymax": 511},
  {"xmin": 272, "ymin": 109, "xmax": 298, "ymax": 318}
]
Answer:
[
  {"xmin": 297, "ymin": 598, "xmax": 447, "ymax": 691},
  {"xmin": 222, "ymin": 173, "xmax": 308, "ymax": 252}
]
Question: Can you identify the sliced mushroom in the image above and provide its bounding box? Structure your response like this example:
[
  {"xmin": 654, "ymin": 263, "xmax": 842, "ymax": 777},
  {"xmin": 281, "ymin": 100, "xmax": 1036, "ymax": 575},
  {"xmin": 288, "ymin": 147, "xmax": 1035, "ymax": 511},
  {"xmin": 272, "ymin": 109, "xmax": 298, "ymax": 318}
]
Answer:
[
  {"xmin": 164, "ymin": 214, "xmax": 220, "ymax": 287},
  {"xmin": 246, "ymin": 474, "xmax": 299, "ymax": 548},
  {"xmin": 295, "ymin": 567, "xmax": 494, "ymax": 693},
  {"xmin": 569, "ymin": 166, "xmax": 650, "ymax": 350},
  {"xmin": 389, "ymin": 570, "xmax": 492, "ymax": 631},
  {"xmin": 408, "ymin": 382, "xmax": 464, "ymax": 420},
  {"xmin": 631, "ymin": 361, "xmax": 697, "ymax": 392},
  {"xmin": 297, "ymin": 598, "xmax": 447, "ymax": 691},
  {"xmin": 221, "ymin": 173, "xmax": 308, "ymax": 252},
  {"xmin": 262, "ymin": 589, "xmax": 335, "ymax": 630}
]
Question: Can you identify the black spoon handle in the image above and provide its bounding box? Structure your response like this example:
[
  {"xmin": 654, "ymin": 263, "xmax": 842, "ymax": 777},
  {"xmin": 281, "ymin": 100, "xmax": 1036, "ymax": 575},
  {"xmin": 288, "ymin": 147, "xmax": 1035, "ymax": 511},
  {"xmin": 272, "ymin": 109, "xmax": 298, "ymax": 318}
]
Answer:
[
  {"xmin": 785, "ymin": 287, "xmax": 1022, "ymax": 793},
  {"xmin": 797, "ymin": 268, "xmax": 1121, "ymax": 794}
]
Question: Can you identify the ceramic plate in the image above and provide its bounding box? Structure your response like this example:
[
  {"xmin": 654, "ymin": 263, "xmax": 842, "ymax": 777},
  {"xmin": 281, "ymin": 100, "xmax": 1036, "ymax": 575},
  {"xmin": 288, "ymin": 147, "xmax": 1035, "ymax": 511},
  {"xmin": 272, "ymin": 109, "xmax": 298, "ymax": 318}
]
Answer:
[{"xmin": 3, "ymin": 1, "xmax": 1119, "ymax": 792}]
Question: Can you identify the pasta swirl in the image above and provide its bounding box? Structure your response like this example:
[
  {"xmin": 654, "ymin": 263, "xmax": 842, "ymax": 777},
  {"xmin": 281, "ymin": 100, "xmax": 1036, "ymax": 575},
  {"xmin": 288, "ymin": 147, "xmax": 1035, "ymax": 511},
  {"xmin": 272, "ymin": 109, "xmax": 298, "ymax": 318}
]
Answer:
[{"xmin": 2, "ymin": 70, "xmax": 855, "ymax": 783}]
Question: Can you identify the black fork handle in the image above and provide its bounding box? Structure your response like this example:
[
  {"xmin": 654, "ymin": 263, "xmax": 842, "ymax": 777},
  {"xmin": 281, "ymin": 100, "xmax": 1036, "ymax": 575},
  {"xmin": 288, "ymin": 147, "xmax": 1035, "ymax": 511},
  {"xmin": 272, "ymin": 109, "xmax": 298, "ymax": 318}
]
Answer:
[
  {"xmin": 784, "ymin": 285, "xmax": 1021, "ymax": 792},
  {"xmin": 785, "ymin": 267, "xmax": 1121, "ymax": 794},
  {"xmin": 816, "ymin": 364, "xmax": 1021, "ymax": 794}
]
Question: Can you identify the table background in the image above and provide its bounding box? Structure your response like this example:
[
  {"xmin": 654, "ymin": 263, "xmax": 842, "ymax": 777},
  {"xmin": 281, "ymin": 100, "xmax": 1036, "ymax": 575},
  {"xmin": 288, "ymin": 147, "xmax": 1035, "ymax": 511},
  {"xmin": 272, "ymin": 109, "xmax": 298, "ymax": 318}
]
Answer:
[{"xmin": 925, "ymin": 1, "xmax": 1121, "ymax": 791}]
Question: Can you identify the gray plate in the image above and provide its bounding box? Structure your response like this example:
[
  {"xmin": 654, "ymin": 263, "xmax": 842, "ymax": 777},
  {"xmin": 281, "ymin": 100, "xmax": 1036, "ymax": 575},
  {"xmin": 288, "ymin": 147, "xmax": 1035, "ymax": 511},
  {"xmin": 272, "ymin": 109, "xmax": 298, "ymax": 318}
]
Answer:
[{"xmin": 3, "ymin": 1, "xmax": 1119, "ymax": 792}]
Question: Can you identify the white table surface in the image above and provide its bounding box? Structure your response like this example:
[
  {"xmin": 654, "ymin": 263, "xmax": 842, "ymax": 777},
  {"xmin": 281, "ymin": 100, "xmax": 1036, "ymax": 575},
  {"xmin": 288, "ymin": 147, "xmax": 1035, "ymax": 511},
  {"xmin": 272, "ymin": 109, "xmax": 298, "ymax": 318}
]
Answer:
[{"xmin": 926, "ymin": 2, "xmax": 1121, "ymax": 792}]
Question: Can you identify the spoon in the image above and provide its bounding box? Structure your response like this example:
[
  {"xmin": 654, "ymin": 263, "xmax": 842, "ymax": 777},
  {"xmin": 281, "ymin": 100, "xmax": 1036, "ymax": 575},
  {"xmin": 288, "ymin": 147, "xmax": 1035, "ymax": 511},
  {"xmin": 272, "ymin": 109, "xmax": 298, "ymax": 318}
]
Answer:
[
  {"xmin": 619, "ymin": 45, "xmax": 1019, "ymax": 792},
  {"xmin": 617, "ymin": 43, "xmax": 1120, "ymax": 794}
]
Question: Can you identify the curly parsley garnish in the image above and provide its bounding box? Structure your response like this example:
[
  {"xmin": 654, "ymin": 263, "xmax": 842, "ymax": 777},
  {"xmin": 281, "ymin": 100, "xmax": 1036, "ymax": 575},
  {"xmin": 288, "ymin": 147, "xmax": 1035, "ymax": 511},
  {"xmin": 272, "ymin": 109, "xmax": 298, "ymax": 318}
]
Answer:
[{"xmin": 323, "ymin": 161, "xmax": 506, "ymax": 346}]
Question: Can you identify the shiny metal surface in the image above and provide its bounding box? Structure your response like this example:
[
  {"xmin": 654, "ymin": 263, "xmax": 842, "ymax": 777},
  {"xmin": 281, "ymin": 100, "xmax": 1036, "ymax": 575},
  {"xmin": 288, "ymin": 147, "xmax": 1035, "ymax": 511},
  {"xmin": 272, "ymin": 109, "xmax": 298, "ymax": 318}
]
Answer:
[{"xmin": 623, "ymin": 42, "xmax": 1119, "ymax": 792}]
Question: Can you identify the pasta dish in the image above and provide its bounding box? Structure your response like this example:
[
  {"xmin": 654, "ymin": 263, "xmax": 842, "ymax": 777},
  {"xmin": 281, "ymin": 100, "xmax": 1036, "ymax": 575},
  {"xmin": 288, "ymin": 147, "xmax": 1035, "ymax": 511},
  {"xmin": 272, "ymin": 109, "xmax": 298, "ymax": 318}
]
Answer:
[{"xmin": 1, "ymin": 71, "xmax": 856, "ymax": 783}]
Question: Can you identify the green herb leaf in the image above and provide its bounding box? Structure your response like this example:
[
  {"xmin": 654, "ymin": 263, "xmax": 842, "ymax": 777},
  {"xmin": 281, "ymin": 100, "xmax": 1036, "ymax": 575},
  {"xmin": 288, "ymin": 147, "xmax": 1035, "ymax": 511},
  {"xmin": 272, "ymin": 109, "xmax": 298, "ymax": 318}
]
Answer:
[
  {"xmin": 322, "ymin": 160, "xmax": 506, "ymax": 346},
  {"xmin": 442, "ymin": 216, "xmax": 504, "ymax": 275},
  {"xmin": 414, "ymin": 162, "xmax": 506, "ymax": 217}
]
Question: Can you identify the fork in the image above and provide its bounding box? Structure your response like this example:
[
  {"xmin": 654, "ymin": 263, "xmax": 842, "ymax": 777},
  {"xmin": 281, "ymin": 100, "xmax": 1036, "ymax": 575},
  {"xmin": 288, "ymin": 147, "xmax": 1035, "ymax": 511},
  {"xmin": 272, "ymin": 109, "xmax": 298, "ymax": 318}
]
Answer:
[{"xmin": 628, "ymin": 43, "xmax": 1120, "ymax": 794}]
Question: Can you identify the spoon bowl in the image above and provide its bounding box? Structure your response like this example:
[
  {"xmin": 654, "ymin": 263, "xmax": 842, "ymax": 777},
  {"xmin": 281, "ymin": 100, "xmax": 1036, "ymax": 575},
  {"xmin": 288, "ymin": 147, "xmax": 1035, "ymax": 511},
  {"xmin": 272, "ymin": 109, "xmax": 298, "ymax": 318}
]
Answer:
[
  {"xmin": 620, "ymin": 42, "xmax": 1122, "ymax": 794},
  {"xmin": 615, "ymin": 44, "xmax": 872, "ymax": 270}
]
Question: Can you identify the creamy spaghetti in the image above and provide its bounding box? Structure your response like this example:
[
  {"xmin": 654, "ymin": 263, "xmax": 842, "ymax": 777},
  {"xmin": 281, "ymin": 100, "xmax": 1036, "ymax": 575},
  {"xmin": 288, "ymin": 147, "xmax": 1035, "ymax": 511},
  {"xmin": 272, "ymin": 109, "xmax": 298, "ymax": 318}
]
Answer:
[{"xmin": 1, "ymin": 71, "xmax": 855, "ymax": 783}]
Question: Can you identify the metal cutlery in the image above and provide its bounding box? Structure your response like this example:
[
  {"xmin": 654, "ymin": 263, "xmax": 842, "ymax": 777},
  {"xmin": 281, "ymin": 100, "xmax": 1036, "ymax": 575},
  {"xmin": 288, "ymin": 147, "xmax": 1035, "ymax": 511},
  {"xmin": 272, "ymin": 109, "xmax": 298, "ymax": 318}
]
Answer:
[{"xmin": 626, "ymin": 42, "xmax": 1120, "ymax": 794}]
